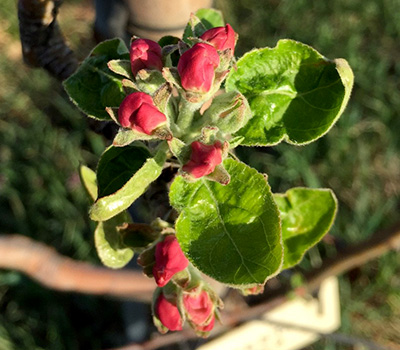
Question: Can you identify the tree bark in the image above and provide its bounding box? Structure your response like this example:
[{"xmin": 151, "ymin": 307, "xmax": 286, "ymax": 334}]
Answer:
[
  {"xmin": 18, "ymin": 0, "xmax": 78, "ymax": 80},
  {"xmin": 0, "ymin": 234, "xmax": 155, "ymax": 302}
]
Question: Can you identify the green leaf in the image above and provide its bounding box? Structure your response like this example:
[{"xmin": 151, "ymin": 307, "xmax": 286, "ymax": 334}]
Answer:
[
  {"xmin": 135, "ymin": 70, "xmax": 166, "ymax": 95},
  {"xmin": 95, "ymin": 211, "xmax": 134, "ymax": 268},
  {"xmin": 105, "ymin": 107, "xmax": 120, "ymax": 125},
  {"xmin": 167, "ymin": 137, "xmax": 189, "ymax": 163},
  {"xmin": 90, "ymin": 144, "xmax": 167, "ymax": 221},
  {"xmin": 158, "ymin": 36, "xmax": 180, "ymax": 67},
  {"xmin": 195, "ymin": 8, "xmax": 225, "ymax": 30},
  {"xmin": 64, "ymin": 39, "xmax": 130, "ymax": 121},
  {"xmin": 170, "ymin": 159, "xmax": 282, "ymax": 287},
  {"xmin": 107, "ymin": 59, "xmax": 133, "ymax": 79},
  {"xmin": 273, "ymin": 187, "xmax": 338, "ymax": 269},
  {"xmin": 226, "ymin": 39, "xmax": 354, "ymax": 146},
  {"xmin": 112, "ymin": 129, "xmax": 154, "ymax": 147},
  {"xmin": 79, "ymin": 165, "xmax": 97, "ymax": 201},
  {"xmin": 96, "ymin": 143, "xmax": 152, "ymax": 198},
  {"xmin": 158, "ymin": 36, "xmax": 180, "ymax": 48},
  {"xmin": 183, "ymin": 9, "xmax": 225, "ymax": 42},
  {"xmin": 118, "ymin": 223, "xmax": 160, "ymax": 249}
]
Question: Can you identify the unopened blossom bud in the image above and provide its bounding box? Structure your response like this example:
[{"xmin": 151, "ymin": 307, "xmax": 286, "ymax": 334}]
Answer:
[
  {"xmin": 154, "ymin": 292, "xmax": 183, "ymax": 331},
  {"xmin": 200, "ymin": 24, "xmax": 236, "ymax": 55},
  {"xmin": 196, "ymin": 315, "xmax": 215, "ymax": 333},
  {"xmin": 177, "ymin": 43, "xmax": 220, "ymax": 93},
  {"xmin": 130, "ymin": 38, "xmax": 163, "ymax": 76},
  {"xmin": 153, "ymin": 235, "xmax": 189, "ymax": 287},
  {"xmin": 183, "ymin": 290, "xmax": 215, "ymax": 333},
  {"xmin": 182, "ymin": 141, "xmax": 223, "ymax": 179},
  {"xmin": 118, "ymin": 92, "xmax": 167, "ymax": 135}
]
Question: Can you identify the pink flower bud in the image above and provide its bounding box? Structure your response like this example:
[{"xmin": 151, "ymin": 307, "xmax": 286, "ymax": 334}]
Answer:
[
  {"xmin": 183, "ymin": 290, "xmax": 214, "ymax": 330},
  {"xmin": 200, "ymin": 24, "xmax": 236, "ymax": 55},
  {"xmin": 153, "ymin": 235, "xmax": 189, "ymax": 287},
  {"xmin": 182, "ymin": 141, "xmax": 223, "ymax": 178},
  {"xmin": 155, "ymin": 292, "xmax": 183, "ymax": 331},
  {"xmin": 130, "ymin": 38, "xmax": 163, "ymax": 76},
  {"xmin": 177, "ymin": 43, "xmax": 220, "ymax": 93},
  {"xmin": 118, "ymin": 92, "xmax": 167, "ymax": 135},
  {"xmin": 196, "ymin": 315, "xmax": 215, "ymax": 333}
]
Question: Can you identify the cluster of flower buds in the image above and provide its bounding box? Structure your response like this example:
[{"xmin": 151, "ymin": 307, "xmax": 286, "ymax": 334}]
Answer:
[
  {"xmin": 106, "ymin": 19, "xmax": 248, "ymax": 185},
  {"xmin": 153, "ymin": 286, "xmax": 219, "ymax": 336},
  {"xmin": 138, "ymin": 234, "xmax": 221, "ymax": 335},
  {"xmin": 105, "ymin": 19, "xmax": 248, "ymax": 336}
]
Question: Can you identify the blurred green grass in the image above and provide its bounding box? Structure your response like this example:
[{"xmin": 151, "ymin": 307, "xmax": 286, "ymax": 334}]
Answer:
[
  {"xmin": 0, "ymin": 0, "xmax": 399, "ymax": 349},
  {"xmin": 0, "ymin": 1, "xmax": 127, "ymax": 349}
]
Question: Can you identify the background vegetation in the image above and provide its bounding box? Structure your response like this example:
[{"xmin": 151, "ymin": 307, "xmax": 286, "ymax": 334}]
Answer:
[{"xmin": 0, "ymin": 0, "xmax": 399, "ymax": 349}]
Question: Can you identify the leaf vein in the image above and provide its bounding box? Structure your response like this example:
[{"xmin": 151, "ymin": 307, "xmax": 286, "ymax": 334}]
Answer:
[{"xmin": 202, "ymin": 181, "xmax": 259, "ymax": 283}]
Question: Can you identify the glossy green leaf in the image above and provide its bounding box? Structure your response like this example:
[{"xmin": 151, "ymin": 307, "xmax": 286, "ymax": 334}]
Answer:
[
  {"xmin": 90, "ymin": 144, "xmax": 167, "ymax": 221},
  {"xmin": 64, "ymin": 39, "xmax": 130, "ymax": 120},
  {"xmin": 226, "ymin": 39, "xmax": 354, "ymax": 146},
  {"xmin": 170, "ymin": 159, "xmax": 282, "ymax": 287},
  {"xmin": 183, "ymin": 9, "xmax": 224, "ymax": 42},
  {"xmin": 273, "ymin": 187, "xmax": 338, "ymax": 269},
  {"xmin": 95, "ymin": 211, "xmax": 134, "ymax": 269},
  {"xmin": 96, "ymin": 144, "xmax": 152, "ymax": 198},
  {"xmin": 79, "ymin": 165, "xmax": 97, "ymax": 201}
]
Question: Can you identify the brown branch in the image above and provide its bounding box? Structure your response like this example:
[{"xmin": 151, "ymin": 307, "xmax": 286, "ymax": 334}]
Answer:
[
  {"xmin": 303, "ymin": 222, "xmax": 400, "ymax": 290},
  {"xmin": 18, "ymin": 0, "xmax": 78, "ymax": 80},
  {"xmin": 0, "ymin": 234, "xmax": 155, "ymax": 302},
  {"xmin": 223, "ymin": 222, "xmax": 400, "ymax": 325},
  {"xmin": 1, "ymin": 223, "xmax": 399, "ymax": 349},
  {"xmin": 109, "ymin": 222, "xmax": 400, "ymax": 350}
]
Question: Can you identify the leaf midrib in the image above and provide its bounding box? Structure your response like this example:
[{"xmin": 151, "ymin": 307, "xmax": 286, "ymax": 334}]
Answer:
[{"xmin": 202, "ymin": 180, "xmax": 259, "ymax": 283}]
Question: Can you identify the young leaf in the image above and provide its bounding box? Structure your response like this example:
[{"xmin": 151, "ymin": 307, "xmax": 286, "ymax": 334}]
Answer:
[
  {"xmin": 96, "ymin": 144, "xmax": 152, "ymax": 198},
  {"xmin": 90, "ymin": 144, "xmax": 167, "ymax": 221},
  {"xmin": 79, "ymin": 165, "xmax": 98, "ymax": 201},
  {"xmin": 226, "ymin": 39, "xmax": 354, "ymax": 146},
  {"xmin": 107, "ymin": 59, "xmax": 133, "ymax": 79},
  {"xmin": 273, "ymin": 187, "xmax": 338, "ymax": 269},
  {"xmin": 194, "ymin": 8, "xmax": 225, "ymax": 30},
  {"xmin": 183, "ymin": 9, "xmax": 225, "ymax": 43},
  {"xmin": 95, "ymin": 211, "xmax": 134, "ymax": 269},
  {"xmin": 63, "ymin": 39, "xmax": 130, "ymax": 121},
  {"xmin": 113, "ymin": 129, "xmax": 154, "ymax": 147},
  {"xmin": 135, "ymin": 70, "xmax": 166, "ymax": 94},
  {"xmin": 170, "ymin": 159, "xmax": 283, "ymax": 287},
  {"xmin": 159, "ymin": 36, "xmax": 180, "ymax": 67}
]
